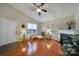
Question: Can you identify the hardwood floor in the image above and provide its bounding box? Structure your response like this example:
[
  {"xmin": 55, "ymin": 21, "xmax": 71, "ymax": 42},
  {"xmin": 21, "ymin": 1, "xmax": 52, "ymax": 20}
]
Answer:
[{"xmin": 0, "ymin": 39, "xmax": 64, "ymax": 56}]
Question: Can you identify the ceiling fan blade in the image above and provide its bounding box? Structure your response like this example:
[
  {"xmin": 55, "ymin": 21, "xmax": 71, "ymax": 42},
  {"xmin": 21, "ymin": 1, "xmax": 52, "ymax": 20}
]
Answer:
[
  {"xmin": 41, "ymin": 9, "xmax": 47, "ymax": 12},
  {"xmin": 33, "ymin": 3, "xmax": 38, "ymax": 7},
  {"xmin": 40, "ymin": 3, "xmax": 45, "ymax": 7},
  {"xmin": 39, "ymin": 12, "xmax": 41, "ymax": 15}
]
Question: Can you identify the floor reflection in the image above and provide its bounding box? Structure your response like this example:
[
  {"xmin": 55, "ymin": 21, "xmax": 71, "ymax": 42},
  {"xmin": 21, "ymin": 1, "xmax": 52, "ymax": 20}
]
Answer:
[
  {"xmin": 27, "ymin": 42, "xmax": 37, "ymax": 55},
  {"xmin": 46, "ymin": 43, "xmax": 52, "ymax": 49},
  {"xmin": 0, "ymin": 40, "xmax": 64, "ymax": 56}
]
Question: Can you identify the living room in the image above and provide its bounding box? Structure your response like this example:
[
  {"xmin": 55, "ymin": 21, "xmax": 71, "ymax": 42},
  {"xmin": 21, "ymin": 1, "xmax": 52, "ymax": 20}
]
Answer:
[{"xmin": 0, "ymin": 3, "xmax": 79, "ymax": 56}]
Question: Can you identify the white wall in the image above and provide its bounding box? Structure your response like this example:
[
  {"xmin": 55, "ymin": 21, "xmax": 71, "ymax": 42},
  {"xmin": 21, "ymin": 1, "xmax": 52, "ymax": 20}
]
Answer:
[
  {"xmin": 41, "ymin": 16, "xmax": 75, "ymax": 31},
  {"xmin": 0, "ymin": 18, "xmax": 17, "ymax": 46},
  {"xmin": 75, "ymin": 4, "xmax": 79, "ymax": 30},
  {"xmin": 0, "ymin": 4, "xmax": 41, "ymax": 46},
  {"xmin": 41, "ymin": 16, "xmax": 75, "ymax": 41}
]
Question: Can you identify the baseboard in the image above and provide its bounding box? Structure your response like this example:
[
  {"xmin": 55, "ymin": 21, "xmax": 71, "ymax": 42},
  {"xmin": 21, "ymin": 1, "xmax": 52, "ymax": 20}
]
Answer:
[{"xmin": 0, "ymin": 41, "xmax": 18, "ymax": 53}]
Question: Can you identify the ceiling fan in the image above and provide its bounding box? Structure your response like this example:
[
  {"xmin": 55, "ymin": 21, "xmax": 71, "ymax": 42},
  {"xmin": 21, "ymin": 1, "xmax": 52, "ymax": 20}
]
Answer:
[{"xmin": 33, "ymin": 3, "xmax": 47, "ymax": 15}]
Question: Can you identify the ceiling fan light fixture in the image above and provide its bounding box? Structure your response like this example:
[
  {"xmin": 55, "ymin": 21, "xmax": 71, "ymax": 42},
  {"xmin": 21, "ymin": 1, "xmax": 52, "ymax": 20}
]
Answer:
[
  {"xmin": 37, "ymin": 8, "xmax": 41, "ymax": 12},
  {"xmin": 33, "ymin": 3, "xmax": 47, "ymax": 15}
]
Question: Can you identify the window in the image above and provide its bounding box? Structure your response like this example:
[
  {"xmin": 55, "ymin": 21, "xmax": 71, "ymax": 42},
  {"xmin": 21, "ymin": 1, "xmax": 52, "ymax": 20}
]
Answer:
[{"xmin": 27, "ymin": 23, "xmax": 37, "ymax": 36}]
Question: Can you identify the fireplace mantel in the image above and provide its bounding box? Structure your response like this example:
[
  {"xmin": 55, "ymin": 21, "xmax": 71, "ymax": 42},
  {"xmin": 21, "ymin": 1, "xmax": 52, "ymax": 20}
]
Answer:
[{"xmin": 58, "ymin": 30, "xmax": 75, "ymax": 41}]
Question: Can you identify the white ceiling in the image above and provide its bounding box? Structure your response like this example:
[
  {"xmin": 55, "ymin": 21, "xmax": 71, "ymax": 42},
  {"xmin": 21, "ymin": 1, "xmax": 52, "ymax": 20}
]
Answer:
[{"xmin": 9, "ymin": 3, "xmax": 78, "ymax": 22}]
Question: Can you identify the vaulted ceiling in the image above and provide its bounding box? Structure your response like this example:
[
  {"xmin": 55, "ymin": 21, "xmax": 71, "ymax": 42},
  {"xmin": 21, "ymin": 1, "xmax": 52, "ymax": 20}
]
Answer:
[{"xmin": 9, "ymin": 3, "xmax": 78, "ymax": 22}]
